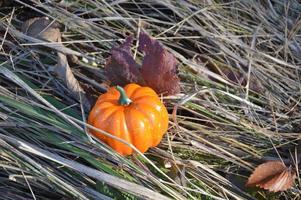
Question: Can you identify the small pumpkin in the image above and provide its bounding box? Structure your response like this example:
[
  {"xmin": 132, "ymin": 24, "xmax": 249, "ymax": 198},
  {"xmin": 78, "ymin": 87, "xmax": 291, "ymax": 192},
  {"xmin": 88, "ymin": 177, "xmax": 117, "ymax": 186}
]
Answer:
[{"xmin": 88, "ymin": 83, "xmax": 169, "ymax": 156}]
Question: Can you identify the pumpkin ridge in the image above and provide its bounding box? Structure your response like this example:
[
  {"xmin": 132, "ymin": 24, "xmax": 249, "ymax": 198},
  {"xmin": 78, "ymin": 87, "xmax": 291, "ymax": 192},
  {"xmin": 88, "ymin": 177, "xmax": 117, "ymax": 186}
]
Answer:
[
  {"xmin": 90, "ymin": 107, "xmax": 122, "ymax": 144},
  {"xmin": 120, "ymin": 110, "xmax": 132, "ymax": 145},
  {"xmin": 105, "ymin": 109, "xmax": 131, "ymax": 155},
  {"xmin": 131, "ymin": 95, "xmax": 157, "ymax": 102},
  {"xmin": 104, "ymin": 111, "xmax": 121, "ymax": 153},
  {"xmin": 115, "ymin": 108, "xmax": 139, "ymax": 155},
  {"xmin": 124, "ymin": 106, "xmax": 152, "ymax": 153},
  {"xmin": 134, "ymin": 100, "xmax": 168, "ymax": 147},
  {"xmin": 124, "ymin": 83, "xmax": 141, "ymax": 98},
  {"xmin": 95, "ymin": 99, "xmax": 118, "ymax": 106},
  {"xmin": 133, "ymin": 103, "xmax": 157, "ymax": 146},
  {"xmin": 133, "ymin": 103, "xmax": 158, "ymax": 126},
  {"xmin": 129, "ymin": 87, "xmax": 156, "ymax": 100},
  {"xmin": 92, "ymin": 101, "xmax": 117, "ymax": 115},
  {"xmin": 92, "ymin": 106, "xmax": 120, "ymax": 126},
  {"xmin": 123, "ymin": 109, "xmax": 133, "ymax": 153},
  {"xmin": 133, "ymin": 97, "xmax": 162, "ymax": 110}
]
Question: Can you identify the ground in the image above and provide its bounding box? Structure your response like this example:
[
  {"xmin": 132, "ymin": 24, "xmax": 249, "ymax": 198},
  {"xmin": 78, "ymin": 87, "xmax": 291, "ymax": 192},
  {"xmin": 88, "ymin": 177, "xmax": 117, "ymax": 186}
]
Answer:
[{"xmin": 0, "ymin": 1, "xmax": 300, "ymax": 200}]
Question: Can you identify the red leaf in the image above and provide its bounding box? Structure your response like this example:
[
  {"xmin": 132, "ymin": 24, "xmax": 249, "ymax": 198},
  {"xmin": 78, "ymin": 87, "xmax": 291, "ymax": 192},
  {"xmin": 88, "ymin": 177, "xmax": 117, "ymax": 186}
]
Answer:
[
  {"xmin": 104, "ymin": 32, "xmax": 180, "ymax": 95},
  {"xmin": 104, "ymin": 36, "xmax": 144, "ymax": 86},
  {"xmin": 246, "ymin": 160, "xmax": 296, "ymax": 192},
  {"xmin": 139, "ymin": 32, "xmax": 180, "ymax": 95}
]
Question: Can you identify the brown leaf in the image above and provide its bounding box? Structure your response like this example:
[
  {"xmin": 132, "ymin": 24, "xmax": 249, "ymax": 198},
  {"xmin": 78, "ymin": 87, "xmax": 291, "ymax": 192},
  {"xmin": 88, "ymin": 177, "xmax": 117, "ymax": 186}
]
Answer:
[
  {"xmin": 0, "ymin": 0, "xmax": 11, "ymax": 7},
  {"xmin": 139, "ymin": 32, "xmax": 180, "ymax": 95},
  {"xmin": 22, "ymin": 17, "xmax": 91, "ymax": 110},
  {"xmin": 21, "ymin": 17, "xmax": 61, "ymax": 42},
  {"xmin": 246, "ymin": 160, "xmax": 296, "ymax": 192},
  {"xmin": 104, "ymin": 36, "xmax": 144, "ymax": 86}
]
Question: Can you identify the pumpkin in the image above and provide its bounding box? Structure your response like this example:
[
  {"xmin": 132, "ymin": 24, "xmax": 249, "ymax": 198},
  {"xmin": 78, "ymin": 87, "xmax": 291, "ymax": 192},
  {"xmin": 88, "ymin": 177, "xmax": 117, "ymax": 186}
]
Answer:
[{"xmin": 87, "ymin": 83, "xmax": 169, "ymax": 156}]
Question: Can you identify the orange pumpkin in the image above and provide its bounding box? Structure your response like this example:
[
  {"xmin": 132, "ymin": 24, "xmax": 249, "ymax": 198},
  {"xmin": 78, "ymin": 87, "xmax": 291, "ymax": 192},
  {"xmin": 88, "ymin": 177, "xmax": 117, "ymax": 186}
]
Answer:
[{"xmin": 87, "ymin": 83, "xmax": 169, "ymax": 156}]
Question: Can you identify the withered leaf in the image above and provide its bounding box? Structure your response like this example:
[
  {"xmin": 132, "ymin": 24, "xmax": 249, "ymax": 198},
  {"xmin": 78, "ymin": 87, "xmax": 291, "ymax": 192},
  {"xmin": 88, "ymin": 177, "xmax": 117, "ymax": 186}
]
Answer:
[
  {"xmin": 246, "ymin": 160, "xmax": 296, "ymax": 192},
  {"xmin": 104, "ymin": 36, "xmax": 144, "ymax": 86},
  {"xmin": 22, "ymin": 17, "xmax": 91, "ymax": 110},
  {"xmin": 104, "ymin": 32, "xmax": 180, "ymax": 95},
  {"xmin": 0, "ymin": 0, "xmax": 11, "ymax": 7},
  {"xmin": 139, "ymin": 32, "xmax": 180, "ymax": 95},
  {"xmin": 21, "ymin": 17, "xmax": 61, "ymax": 42}
]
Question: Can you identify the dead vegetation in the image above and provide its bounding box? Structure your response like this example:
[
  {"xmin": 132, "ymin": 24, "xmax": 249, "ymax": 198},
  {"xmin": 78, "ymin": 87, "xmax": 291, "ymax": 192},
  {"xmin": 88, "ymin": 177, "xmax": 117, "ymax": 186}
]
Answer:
[{"xmin": 0, "ymin": 1, "xmax": 301, "ymax": 199}]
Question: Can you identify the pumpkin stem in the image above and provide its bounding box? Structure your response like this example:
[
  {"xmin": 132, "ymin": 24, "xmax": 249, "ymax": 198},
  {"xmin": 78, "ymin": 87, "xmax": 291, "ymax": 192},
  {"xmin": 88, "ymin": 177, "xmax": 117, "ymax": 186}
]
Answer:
[{"xmin": 116, "ymin": 86, "xmax": 132, "ymax": 105}]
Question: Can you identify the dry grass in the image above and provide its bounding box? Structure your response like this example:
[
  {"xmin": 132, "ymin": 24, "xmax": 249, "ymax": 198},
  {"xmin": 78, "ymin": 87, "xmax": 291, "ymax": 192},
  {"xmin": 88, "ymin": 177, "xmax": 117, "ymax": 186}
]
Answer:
[{"xmin": 0, "ymin": 0, "xmax": 301, "ymax": 199}]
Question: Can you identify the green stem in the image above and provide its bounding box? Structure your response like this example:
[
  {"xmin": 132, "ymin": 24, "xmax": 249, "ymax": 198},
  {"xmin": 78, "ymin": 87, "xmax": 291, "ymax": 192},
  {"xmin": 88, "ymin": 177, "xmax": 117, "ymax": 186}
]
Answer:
[{"xmin": 116, "ymin": 86, "xmax": 132, "ymax": 105}]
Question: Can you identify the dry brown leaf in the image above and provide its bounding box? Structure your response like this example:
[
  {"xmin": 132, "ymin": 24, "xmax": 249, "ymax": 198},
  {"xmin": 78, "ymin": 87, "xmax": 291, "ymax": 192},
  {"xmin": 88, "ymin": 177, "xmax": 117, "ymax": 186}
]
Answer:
[
  {"xmin": 21, "ymin": 17, "xmax": 61, "ymax": 42},
  {"xmin": 0, "ymin": 0, "xmax": 11, "ymax": 7},
  {"xmin": 246, "ymin": 160, "xmax": 296, "ymax": 192},
  {"xmin": 22, "ymin": 17, "xmax": 91, "ymax": 110}
]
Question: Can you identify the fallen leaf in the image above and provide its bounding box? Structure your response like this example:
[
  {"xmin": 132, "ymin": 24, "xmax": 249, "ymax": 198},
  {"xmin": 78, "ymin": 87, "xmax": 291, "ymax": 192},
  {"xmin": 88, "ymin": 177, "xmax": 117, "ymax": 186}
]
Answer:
[
  {"xmin": 0, "ymin": 0, "xmax": 11, "ymax": 7},
  {"xmin": 21, "ymin": 17, "xmax": 61, "ymax": 42},
  {"xmin": 104, "ymin": 32, "xmax": 180, "ymax": 95},
  {"xmin": 246, "ymin": 160, "xmax": 296, "ymax": 192},
  {"xmin": 22, "ymin": 17, "xmax": 91, "ymax": 110},
  {"xmin": 139, "ymin": 32, "xmax": 180, "ymax": 95},
  {"xmin": 104, "ymin": 36, "xmax": 144, "ymax": 86}
]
